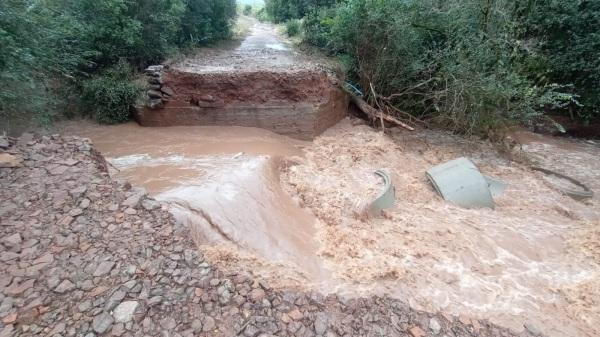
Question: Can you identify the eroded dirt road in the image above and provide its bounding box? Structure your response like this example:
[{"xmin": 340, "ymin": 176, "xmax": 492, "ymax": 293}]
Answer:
[
  {"xmin": 136, "ymin": 18, "xmax": 347, "ymax": 140},
  {"xmin": 11, "ymin": 18, "xmax": 599, "ymax": 337}
]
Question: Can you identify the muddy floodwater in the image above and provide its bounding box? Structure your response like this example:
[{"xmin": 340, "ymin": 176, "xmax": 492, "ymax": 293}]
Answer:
[
  {"xmin": 59, "ymin": 121, "xmax": 329, "ymax": 278},
  {"xmin": 60, "ymin": 120, "xmax": 600, "ymax": 337}
]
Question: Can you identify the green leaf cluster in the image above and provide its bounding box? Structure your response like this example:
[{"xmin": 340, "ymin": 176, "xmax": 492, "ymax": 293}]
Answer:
[
  {"xmin": 271, "ymin": 0, "xmax": 600, "ymax": 134},
  {"xmin": 0, "ymin": 0, "xmax": 236, "ymax": 129}
]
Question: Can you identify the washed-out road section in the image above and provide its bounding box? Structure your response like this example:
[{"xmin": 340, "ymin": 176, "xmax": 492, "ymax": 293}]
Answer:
[{"xmin": 134, "ymin": 20, "xmax": 348, "ymax": 141}]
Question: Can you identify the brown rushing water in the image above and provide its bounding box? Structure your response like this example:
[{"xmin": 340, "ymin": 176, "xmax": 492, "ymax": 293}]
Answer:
[
  {"xmin": 60, "ymin": 120, "xmax": 600, "ymax": 337},
  {"xmin": 60, "ymin": 121, "xmax": 328, "ymax": 280}
]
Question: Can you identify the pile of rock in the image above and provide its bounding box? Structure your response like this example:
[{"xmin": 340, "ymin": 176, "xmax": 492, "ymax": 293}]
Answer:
[
  {"xmin": 0, "ymin": 134, "xmax": 540, "ymax": 337},
  {"xmin": 142, "ymin": 65, "xmax": 175, "ymax": 110}
]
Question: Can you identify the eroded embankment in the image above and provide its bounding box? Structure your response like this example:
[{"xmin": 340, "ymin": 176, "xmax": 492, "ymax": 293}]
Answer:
[{"xmin": 134, "ymin": 66, "xmax": 348, "ymax": 141}]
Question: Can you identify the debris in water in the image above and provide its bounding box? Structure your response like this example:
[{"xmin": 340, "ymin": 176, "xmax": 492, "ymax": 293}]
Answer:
[
  {"xmin": 531, "ymin": 166, "xmax": 594, "ymax": 201},
  {"xmin": 368, "ymin": 170, "xmax": 395, "ymax": 216},
  {"xmin": 426, "ymin": 157, "xmax": 506, "ymax": 209}
]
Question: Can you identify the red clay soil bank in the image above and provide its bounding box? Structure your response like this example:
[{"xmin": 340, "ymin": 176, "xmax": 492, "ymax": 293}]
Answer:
[{"xmin": 134, "ymin": 68, "xmax": 348, "ymax": 140}]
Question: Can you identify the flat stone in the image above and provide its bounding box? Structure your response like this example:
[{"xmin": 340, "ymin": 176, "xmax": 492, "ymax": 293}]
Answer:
[
  {"xmin": 141, "ymin": 199, "xmax": 159, "ymax": 210},
  {"xmin": 145, "ymin": 65, "xmax": 164, "ymax": 72},
  {"xmin": 191, "ymin": 319, "xmax": 202, "ymax": 332},
  {"xmin": 5, "ymin": 279, "xmax": 34, "ymax": 295},
  {"xmin": 458, "ymin": 315, "xmax": 471, "ymax": 325},
  {"xmin": 429, "ymin": 318, "xmax": 441, "ymax": 334},
  {"xmin": 0, "ymin": 136, "xmax": 8, "ymax": 149},
  {"xmin": 113, "ymin": 301, "xmax": 139, "ymax": 323},
  {"xmin": 122, "ymin": 194, "xmax": 143, "ymax": 208},
  {"xmin": 57, "ymin": 215, "xmax": 74, "ymax": 227},
  {"xmin": 2, "ymin": 313, "xmax": 17, "ymax": 324},
  {"xmin": 147, "ymin": 90, "xmax": 163, "ymax": 99},
  {"xmin": 0, "ymin": 153, "xmax": 22, "ymax": 168},
  {"xmin": 69, "ymin": 208, "xmax": 83, "ymax": 217},
  {"xmin": 31, "ymin": 252, "xmax": 54, "ymax": 266},
  {"xmin": 408, "ymin": 326, "xmax": 426, "ymax": 337},
  {"xmin": 49, "ymin": 165, "xmax": 68, "ymax": 175},
  {"xmin": 0, "ymin": 251, "xmax": 19, "ymax": 262},
  {"xmin": 0, "ymin": 325, "xmax": 14, "ymax": 337},
  {"xmin": 124, "ymin": 207, "xmax": 137, "ymax": 215},
  {"xmin": 92, "ymin": 312, "xmax": 114, "ymax": 334},
  {"xmin": 314, "ymin": 312, "xmax": 328, "ymax": 335},
  {"xmin": 149, "ymin": 77, "xmax": 163, "ymax": 85},
  {"xmin": 148, "ymin": 98, "xmax": 164, "ymax": 109},
  {"xmin": 69, "ymin": 185, "xmax": 87, "ymax": 197},
  {"xmin": 80, "ymin": 198, "xmax": 91, "ymax": 209},
  {"xmin": 93, "ymin": 261, "xmax": 115, "ymax": 277},
  {"xmin": 104, "ymin": 290, "xmax": 127, "ymax": 311},
  {"xmin": 54, "ymin": 279, "xmax": 76, "ymax": 293},
  {"xmin": 59, "ymin": 158, "xmax": 79, "ymax": 166},
  {"xmin": 202, "ymin": 316, "xmax": 215, "ymax": 332},
  {"xmin": 524, "ymin": 322, "xmax": 542, "ymax": 336},
  {"xmin": 160, "ymin": 317, "xmax": 177, "ymax": 330},
  {"xmin": 288, "ymin": 309, "xmax": 303, "ymax": 321},
  {"xmin": 249, "ymin": 288, "xmax": 265, "ymax": 302},
  {"xmin": 160, "ymin": 86, "xmax": 175, "ymax": 96},
  {"xmin": 48, "ymin": 322, "xmax": 66, "ymax": 335},
  {"xmin": 147, "ymin": 296, "xmax": 163, "ymax": 306},
  {"xmin": 2, "ymin": 233, "xmax": 22, "ymax": 248}
]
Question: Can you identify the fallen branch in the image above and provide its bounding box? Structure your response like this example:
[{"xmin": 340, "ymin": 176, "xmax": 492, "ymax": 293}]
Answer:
[{"xmin": 343, "ymin": 87, "xmax": 415, "ymax": 131}]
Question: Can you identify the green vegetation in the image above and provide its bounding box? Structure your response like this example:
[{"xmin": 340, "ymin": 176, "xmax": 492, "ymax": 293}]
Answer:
[
  {"xmin": 266, "ymin": 0, "xmax": 600, "ymax": 135},
  {"xmin": 243, "ymin": 4, "xmax": 253, "ymax": 15},
  {"xmin": 285, "ymin": 19, "xmax": 302, "ymax": 37},
  {"xmin": 256, "ymin": 7, "xmax": 270, "ymax": 22},
  {"xmin": 81, "ymin": 62, "xmax": 141, "ymax": 124},
  {"xmin": 0, "ymin": 0, "xmax": 236, "ymax": 129}
]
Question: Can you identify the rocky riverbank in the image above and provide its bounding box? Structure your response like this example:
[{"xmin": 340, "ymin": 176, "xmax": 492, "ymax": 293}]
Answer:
[{"xmin": 0, "ymin": 134, "xmax": 538, "ymax": 337}]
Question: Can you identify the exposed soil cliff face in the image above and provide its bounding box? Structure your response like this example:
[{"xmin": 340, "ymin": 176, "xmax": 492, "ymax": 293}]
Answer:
[
  {"xmin": 135, "ymin": 69, "xmax": 347, "ymax": 140},
  {"xmin": 134, "ymin": 20, "xmax": 348, "ymax": 140}
]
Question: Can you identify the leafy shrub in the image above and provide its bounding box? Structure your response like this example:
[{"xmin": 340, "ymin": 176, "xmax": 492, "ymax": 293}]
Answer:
[
  {"xmin": 256, "ymin": 7, "xmax": 271, "ymax": 22},
  {"xmin": 523, "ymin": 0, "xmax": 600, "ymax": 122},
  {"xmin": 264, "ymin": 0, "xmax": 336, "ymax": 23},
  {"xmin": 297, "ymin": 0, "xmax": 596, "ymax": 135},
  {"xmin": 303, "ymin": 7, "xmax": 337, "ymax": 48},
  {"xmin": 81, "ymin": 62, "xmax": 141, "ymax": 124},
  {"xmin": 0, "ymin": 0, "xmax": 86, "ymax": 132},
  {"xmin": 243, "ymin": 4, "xmax": 253, "ymax": 16},
  {"xmin": 0, "ymin": 0, "xmax": 237, "ymax": 129},
  {"xmin": 285, "ymin": 19, "xmax": 302, "ymax": 37},
  {"xmin": 179, "ymin": 0, "xmax": 237, "ymax": 46}
]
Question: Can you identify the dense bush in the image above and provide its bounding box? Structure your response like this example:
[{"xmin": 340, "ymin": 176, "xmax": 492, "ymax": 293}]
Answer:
[
  {"xmin": 243, "ymin": 4, "xmax": 253, "ymax": 15},
  {"xmin": 0, "ymin": 0, "xmax": 85, "ymax": 128},
  {"xmin": 297, "ymin": 0, "xmax": 599, "ymax": 134},
  {"xmin": 180, "ymin": 0, "xmax": 237, "ymax": 46},
  {"xmin": 524, "ymin": 1, "xmax": 600, "ymax": 122},
  {"xmin": 264, "ymin": 0, "xmax": 337, "ymax": 23},
  {"xmin": 285, "ymin": 19, "xmax": 302, "ymax": 37},
  {"xmin": 0, "ymin": 0, "xmax": 236, "ymax": 130},
  {"xmin": 81, "ymin": 62, "xmax": 141, "ymax": 124},
  {"xmin": 256, "ymin": 7, "xmax": 271, "ymax": 22}
]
